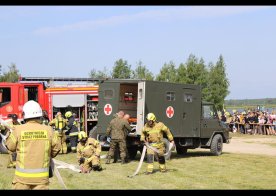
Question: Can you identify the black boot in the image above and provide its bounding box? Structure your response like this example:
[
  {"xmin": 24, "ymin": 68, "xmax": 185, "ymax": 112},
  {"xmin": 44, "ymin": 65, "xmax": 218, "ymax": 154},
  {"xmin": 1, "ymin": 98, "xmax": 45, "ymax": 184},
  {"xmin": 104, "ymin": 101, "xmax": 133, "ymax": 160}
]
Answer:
[{"xmin": 92, "ymin": 165, "xmax": 103, "ymax": 171}]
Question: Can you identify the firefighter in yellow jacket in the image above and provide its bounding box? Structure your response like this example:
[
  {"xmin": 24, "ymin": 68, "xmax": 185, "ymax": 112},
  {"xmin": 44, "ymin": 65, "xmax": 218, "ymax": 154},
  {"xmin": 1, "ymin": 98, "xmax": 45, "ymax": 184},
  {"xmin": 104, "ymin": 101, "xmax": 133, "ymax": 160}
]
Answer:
[
  {"xmin": 77, "ymin": 131, "xmax": 102, "ymax": 173},
  {"xmin": 49, "ymin": 112, "xmax": 68, "ymax": 154},
  {"xmin": 140, "ymin": 113, "xmax": 175, "ymax": 174},
  {"xmin": 6, "ymin": 114, "xmax": 21, "ymax": 168},
  {"xmin": 5, "ymin": 100, "xmax": 60, "ymax": 190}
]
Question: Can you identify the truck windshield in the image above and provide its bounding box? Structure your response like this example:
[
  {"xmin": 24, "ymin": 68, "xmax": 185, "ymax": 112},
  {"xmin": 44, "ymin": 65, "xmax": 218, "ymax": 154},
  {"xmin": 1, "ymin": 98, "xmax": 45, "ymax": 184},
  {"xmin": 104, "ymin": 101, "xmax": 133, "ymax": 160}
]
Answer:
[
  {"xmin": 0, "ymin": 87, "xmax": 11, "ymax": 107},
  {"xmin": 203, "ymin": 105, "xmax": 217, "ymax": 119}
]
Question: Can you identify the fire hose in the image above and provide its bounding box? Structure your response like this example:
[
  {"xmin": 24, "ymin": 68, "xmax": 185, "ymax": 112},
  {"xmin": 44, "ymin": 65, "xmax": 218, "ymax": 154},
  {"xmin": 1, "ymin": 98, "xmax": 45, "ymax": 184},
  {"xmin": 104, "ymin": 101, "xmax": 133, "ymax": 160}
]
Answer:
[
  {"xmin": 127, "ymin": 145, "xmax": 147, "ymax": 178},
  {"xmin": 127, "ymin": 141, "xmax": 174, "ymax": 178},
  {"xmin": 145, "ymin": 141, "xmax": 175, "ymax": 156},
  {"xmin": 51, "ymin": 159, "xmax": 68, "ymax": 190}
]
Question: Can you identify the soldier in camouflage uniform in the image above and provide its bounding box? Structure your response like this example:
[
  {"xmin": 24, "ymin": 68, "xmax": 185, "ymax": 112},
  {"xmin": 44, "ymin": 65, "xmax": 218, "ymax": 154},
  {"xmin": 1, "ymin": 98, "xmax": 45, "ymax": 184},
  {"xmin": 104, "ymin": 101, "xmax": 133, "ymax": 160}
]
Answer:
[
  {"xmin": 140, "ymin": 113, "xmax": 175, "ymax": 174},
  {"xmin": 105, "ymin": 111, "xmax": 132, "ymax": 164}
]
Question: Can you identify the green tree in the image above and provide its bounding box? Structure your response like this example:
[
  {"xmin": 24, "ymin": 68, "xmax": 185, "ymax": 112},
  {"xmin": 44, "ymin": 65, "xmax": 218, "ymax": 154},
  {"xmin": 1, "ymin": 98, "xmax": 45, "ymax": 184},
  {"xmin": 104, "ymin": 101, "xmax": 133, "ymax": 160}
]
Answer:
[
  {"xmin": 185, "ymin": 54, "xmax": 198, "ymax": 84},
  {"xmin": 176, "ymin": 63, "xmax": 187, "ymax": 84},
  {"xmin": 155, "ymin": 61, "xmax": 177, "ymax": 82},
  {"xmin": 206, "ymin": 55, "xmax": 230, "ymax": 110},
  {"xmin": 0, "ymin": 63, "xmax": 20, "ymax": 82},
  {"xmin": 184, "ymin": 55, "xmax": 209, "ymax": 100},
  {"xmin": 112, "ymin": 59, "xmax": 132, "ymax": 79},
  {"xmin": 196, "ymin": 58, "xmax": 209, "ymax": 100},
  {"xmin": 132, "ymin": 60, "xmax": 154, "ymax": 80},
  {"xmin": 89, "ymin": 67, "xmax": 110, "ymax": 79}
]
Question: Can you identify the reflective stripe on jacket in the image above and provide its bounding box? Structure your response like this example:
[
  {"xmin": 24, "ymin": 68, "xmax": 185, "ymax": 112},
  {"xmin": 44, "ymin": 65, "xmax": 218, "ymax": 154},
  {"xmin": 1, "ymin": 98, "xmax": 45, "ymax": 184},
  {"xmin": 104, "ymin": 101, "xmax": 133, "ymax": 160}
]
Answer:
[
  {"xmin": 141, "ymin": 122, "xmax": 174, "ymax": 143},
  {"xmin": 5, "ymin": 120, "xmax": 60, "ymax": 184},
  {"xmin": 77, "ymin": 138, "xmax": 101, "ymax": 162}
]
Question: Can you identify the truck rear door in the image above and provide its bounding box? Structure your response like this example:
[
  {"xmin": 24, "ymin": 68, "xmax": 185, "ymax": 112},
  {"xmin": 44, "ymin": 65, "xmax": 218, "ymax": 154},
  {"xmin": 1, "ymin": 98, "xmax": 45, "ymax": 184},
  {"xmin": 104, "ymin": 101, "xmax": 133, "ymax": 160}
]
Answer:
[
  {"xmin": 97, "ymin": 81, "xmax": 120, "ymax": 134},
  {"xmin": 136, "ymin": 81, "xmax": 146, "ymax": 135}
]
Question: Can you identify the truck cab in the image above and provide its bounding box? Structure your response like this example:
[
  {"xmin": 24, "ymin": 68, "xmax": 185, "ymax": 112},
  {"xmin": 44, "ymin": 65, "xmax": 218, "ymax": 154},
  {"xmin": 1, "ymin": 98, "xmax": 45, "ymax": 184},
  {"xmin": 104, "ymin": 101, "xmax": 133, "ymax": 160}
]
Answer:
[{"xmin": 0, "ymin": 82, "xmax": 46, "ymax": 121}]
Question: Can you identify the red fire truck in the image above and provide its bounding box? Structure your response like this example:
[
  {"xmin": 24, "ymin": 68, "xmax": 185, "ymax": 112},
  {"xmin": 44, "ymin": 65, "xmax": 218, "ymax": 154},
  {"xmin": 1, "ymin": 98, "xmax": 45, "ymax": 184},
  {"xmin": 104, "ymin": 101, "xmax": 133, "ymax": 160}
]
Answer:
[{"xmin": 0, "ymin": 77, "xmax": 100, "ymax": 132}]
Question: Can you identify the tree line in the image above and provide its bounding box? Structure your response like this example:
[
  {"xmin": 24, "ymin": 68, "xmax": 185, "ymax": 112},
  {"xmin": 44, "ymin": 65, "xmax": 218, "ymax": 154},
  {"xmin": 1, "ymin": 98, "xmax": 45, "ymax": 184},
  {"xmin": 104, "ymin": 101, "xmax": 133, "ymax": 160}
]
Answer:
[
  {"xmin": 0, "ymin": 54, "xmax": 230, "ymax": 110},
  {"xmin": 89, "ymin": 54, "xmax": 229, "ymax": 111},
  {"xmin": 225, "ymin": 98, "xmax": 276, "ymax": 107},
  {"xmin": 0, "ymin": 63, "xmax": 20, "ymax": 83}
]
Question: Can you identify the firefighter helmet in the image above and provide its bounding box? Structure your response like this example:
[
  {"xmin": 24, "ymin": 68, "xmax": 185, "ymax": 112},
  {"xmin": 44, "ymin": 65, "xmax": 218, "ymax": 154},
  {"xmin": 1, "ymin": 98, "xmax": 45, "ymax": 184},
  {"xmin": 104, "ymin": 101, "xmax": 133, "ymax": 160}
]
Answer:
[
  {"xmin": 65, "ymin": 111, "xmax": 72, "ymax": 118},
  {"xmin": 23, "ymin": 100, "xmax": 43, "ymax": 119},
  {"xmin": 146, "ymin": 113, "xmax": 156, "ymax": 122},
  {"xmin": 78, "ymin": 131, "xmax": 87, "ymax": 140}
]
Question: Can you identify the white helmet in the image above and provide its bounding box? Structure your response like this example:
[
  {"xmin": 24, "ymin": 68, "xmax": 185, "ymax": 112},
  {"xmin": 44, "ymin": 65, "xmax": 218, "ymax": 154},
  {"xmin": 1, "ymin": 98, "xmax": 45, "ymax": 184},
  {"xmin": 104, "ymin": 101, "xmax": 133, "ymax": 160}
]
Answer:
[{"xmin": 23, "ymin": 100, "xmax": 43, "ymax": 119}]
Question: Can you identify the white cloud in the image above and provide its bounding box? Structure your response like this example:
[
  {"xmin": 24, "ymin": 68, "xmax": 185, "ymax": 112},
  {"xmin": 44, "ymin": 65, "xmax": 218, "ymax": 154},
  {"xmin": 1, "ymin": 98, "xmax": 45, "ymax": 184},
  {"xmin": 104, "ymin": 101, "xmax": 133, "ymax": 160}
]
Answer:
[{"xmin": 33, "ymin": 6, "xmax": 270, "ymax": 36}]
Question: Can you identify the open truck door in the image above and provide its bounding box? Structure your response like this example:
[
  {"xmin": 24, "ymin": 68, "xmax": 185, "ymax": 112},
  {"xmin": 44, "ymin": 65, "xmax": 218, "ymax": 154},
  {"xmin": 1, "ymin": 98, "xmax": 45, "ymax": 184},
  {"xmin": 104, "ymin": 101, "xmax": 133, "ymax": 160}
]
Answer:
[
  {"xmin": 92, "ymin": 81, "xmax": 120, "ymax": 148},
  {"xmin": 136, "ymin": 81, "xmax": 146, "ymax": 135}
]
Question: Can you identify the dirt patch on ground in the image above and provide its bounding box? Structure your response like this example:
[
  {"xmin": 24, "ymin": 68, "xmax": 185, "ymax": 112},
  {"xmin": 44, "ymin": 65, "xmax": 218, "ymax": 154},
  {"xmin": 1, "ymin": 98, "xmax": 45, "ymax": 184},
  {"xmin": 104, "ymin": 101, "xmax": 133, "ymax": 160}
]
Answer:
[{"xmin": 223, "ymin": 136, "xmax": 276, "ymax": 156}]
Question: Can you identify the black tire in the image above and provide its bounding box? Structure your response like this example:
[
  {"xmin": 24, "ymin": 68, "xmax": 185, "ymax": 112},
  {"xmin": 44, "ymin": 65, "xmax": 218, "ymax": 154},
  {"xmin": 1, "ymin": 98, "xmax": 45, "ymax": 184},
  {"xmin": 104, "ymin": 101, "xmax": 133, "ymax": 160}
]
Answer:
[
  {"xmin": 176, "ymin": 146, "xmax": 188, "ymax": 155},
  {"xmin": 89, "ymin": 126, "xmax": 97, "ymax": 139},
  {"xmin": 210, "ymin": 134, "xmax": 223, "ymax": 156},
  {"xmin": 163, "ymin": 138, "xmax": 172, "ymax": 160},
  {"xmin": 127, "ymin": 147, "xmax": 138, "ymax": 160}
]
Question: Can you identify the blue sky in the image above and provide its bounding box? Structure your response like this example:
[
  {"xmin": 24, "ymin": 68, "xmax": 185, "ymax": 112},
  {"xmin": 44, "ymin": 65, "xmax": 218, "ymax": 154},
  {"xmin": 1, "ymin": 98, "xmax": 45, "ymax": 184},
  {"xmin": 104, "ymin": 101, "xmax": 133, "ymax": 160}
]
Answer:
[{"xmin": 0, "ymin": 6, "xmax": 275, "ymax": 100}]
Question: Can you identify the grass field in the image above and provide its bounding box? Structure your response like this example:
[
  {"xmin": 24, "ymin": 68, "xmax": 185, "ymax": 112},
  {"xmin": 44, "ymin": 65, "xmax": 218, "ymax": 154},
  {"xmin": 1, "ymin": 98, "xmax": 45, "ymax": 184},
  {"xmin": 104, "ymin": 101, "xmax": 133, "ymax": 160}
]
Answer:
[{"xmin": 1, "ymin": 135, "xmax": 276, "ymax": 190}]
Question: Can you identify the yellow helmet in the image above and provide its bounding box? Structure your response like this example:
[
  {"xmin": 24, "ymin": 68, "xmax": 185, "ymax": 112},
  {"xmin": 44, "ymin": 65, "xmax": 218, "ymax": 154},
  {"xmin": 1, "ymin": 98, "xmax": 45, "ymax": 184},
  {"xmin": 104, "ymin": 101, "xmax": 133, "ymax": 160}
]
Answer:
[
  {"xmin": 146, "ymin": 113, "xmax": 156, "ymax": 122},
  {"xmin": 78, "ymin": 131, "xmax": 87, "ymax": 140},
  {"xmin": 65, "ymin": 111, "xmax": 72, "ymax": 118}
]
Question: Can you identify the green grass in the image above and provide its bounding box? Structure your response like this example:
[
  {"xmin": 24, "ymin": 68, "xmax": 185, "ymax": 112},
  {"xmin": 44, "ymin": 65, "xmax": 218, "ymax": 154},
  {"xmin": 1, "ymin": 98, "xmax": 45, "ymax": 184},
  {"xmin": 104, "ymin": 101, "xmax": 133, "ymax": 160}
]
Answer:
[
  {"xmin": 266, "ymin": 143, "xmax": 276, "ymax": 148},
  {"xmin": 1, "ymin": 145, "xmax": 276, "ymax": 190}
]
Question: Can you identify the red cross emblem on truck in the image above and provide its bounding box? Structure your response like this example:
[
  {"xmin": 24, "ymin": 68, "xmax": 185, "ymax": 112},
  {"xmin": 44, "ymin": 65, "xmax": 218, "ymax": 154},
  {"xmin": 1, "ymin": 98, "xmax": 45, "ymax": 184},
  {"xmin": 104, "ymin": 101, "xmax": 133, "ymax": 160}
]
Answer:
[
  {"xmin": 166, "ymin": 106, "xmax": 174, "ymax": 118},
  {"xmin": 104, "ymin": 104, "xmax": 112, "ymax": 115}
]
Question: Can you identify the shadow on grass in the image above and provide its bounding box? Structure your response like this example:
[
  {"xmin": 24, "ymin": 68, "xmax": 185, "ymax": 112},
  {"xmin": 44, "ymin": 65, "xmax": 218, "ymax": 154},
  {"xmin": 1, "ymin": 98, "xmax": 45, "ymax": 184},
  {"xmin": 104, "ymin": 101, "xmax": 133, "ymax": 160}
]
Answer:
[
  {"xmin": 170, "ymin": 151, "xmax": 233, "ymax": 160},
  {"xmin": 129, "ymin": 150, "xmax": 232, "ymax": 163},
  {"xmin": 104, "ymin": 148, "xmax": 233, "ymax": 164},
  {"xmin": 170, "ymin": 151, "xmax": 212, "ymax": 160}
]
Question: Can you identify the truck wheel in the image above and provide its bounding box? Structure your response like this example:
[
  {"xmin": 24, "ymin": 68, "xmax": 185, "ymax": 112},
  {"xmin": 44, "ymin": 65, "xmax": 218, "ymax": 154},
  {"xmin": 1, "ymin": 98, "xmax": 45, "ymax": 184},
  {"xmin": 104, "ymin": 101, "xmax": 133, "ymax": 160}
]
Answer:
[
  {"xmin": 176, "ymin": 146, "xmax": 187, "ymax": 155},
  {"xmin": 89, "ymin": 126, "xmax": 97, "ymax": 139},
  {"xmin": 210, "ymin": 134, "xmax": 223, "ymax": 156},
  {"xmin": 127, "ymin": 147, "xmax": 138, "ymax": 160},
  {"xmin": 163, "ymin": 138, "xmax": 172, "ymax": 160}
]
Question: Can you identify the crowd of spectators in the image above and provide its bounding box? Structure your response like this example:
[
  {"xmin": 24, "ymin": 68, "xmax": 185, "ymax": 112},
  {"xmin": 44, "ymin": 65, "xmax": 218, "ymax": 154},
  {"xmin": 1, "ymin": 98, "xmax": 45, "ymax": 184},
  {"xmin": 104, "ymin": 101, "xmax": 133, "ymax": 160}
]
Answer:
[{"xmin": 219, "ymin": 109, "xmax": 276, "ymax": 135}]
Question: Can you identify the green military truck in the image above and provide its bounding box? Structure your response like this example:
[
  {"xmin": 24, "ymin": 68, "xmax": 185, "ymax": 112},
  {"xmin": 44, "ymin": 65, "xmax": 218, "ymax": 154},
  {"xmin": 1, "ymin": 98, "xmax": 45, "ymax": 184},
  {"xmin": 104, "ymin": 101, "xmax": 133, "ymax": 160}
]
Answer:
[{"xmin": 90, "ymin": 79, "xmax": 230, "ymax": 159}]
